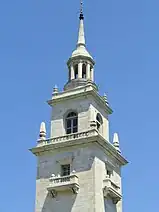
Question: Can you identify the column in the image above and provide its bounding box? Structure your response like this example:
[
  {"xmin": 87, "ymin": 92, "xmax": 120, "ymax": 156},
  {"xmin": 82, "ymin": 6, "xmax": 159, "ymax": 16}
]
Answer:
[
  {"xmin": 78, "ymin": 62, "xmax": 82, "ymax": 79},
  {"xmin": 70, "ymin": 65, "xmax": 75, "ymax": 80},
  {"xmin": 86, "ymin": 63, "xmax": 91, "ymax": 80},
  {"xmin": 90, "ymin": 67, "xmax": 94, "ymax": 81}
]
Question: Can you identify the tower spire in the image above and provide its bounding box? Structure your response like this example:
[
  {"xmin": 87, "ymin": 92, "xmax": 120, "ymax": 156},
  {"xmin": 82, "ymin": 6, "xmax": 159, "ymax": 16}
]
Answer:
[
  {"xmin": 77, "ymin": 0, "xmax": 85, "ymax": 47},
  {"xmin": 64, "ymin": 0, "xmax": 95, "ymax": 91}
]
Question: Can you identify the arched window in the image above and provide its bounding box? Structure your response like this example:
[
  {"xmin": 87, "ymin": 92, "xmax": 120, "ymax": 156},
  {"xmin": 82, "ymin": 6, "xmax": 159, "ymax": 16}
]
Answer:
[
  {"xmin": 74, "ymin": 64, "xmax": 78, "ymax": 79},
  {"xmin": 66, "ymin": 112, "xmax": 78, "ymax": 134},
  {"xmin": 82, "ymin": 64, "xmax": 86, "ymax": 78},
  {"xmin": 96, "ymin": 113, "xmax": 103, "ymax": 131}
]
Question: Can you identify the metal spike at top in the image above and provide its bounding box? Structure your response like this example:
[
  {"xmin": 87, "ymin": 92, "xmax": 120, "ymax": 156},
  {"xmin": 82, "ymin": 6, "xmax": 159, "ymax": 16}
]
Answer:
[
  {"xmin": 77, "ymin": 0, "xmax": 85, "ymax": 47},
  {"xmin": 79, "ymin": 0, "xmax": 84, "ymax": 20}
]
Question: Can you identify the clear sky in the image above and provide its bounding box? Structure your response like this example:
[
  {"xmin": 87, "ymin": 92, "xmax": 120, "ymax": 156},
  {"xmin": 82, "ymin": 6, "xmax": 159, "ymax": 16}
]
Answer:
[{"xmin": 0, "ymin": 0, "xmax": 159, "ymax": 211}]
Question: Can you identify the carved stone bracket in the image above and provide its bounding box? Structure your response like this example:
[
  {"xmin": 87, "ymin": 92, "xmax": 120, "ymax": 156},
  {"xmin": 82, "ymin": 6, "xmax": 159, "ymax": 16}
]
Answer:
[
  {"xmin": 48, "ymin": 186, "xmax": 79, "ymax": 198},
  {"xmin": 72, "ymin": 185, "xmax": 79, "ymax": 194},
  {"xmin": 103, "ymin": 186, "xmax": 121, "ymax": 204},
  {"xmin": 103, "ymin": 186, "xmax": 109, "ymax": 197},
  {"xmin": 49, "ymin": 190, "xmax": 57, "ymax": 198},
  {"xmin": 112, "ymin": 197, "xmax": 121, "ymax": 205}
]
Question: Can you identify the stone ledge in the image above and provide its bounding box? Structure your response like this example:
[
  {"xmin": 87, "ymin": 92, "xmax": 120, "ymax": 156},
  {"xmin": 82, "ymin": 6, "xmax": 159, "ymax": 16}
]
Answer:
[
  {"xmin": 47, "ymin": 84, "xmax": 113, "ymax": 115},
  {"xmin": 29, "ymin": 129, "xmax": 128, "ymax": 166}
]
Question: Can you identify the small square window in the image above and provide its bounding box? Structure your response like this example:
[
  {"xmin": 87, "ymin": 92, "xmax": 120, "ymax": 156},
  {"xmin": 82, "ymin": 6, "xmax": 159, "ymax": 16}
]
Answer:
[{"xmin": 61, "ymin": 164, "xmax": 70, "ymax": 176}]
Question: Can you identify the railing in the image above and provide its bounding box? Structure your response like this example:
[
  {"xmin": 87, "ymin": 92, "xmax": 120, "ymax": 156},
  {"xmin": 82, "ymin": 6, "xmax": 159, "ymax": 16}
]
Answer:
[
  {"xmin": 103, "ymin": 176, "xmax": 120, "ymax": 192},
  {"xmin": 103, "ymin": 176, "xmax": 121, "ymax": 204},
  {"xmin": 47, "ymin": 174, "xmax": 79, "ymax": 197},
  {"xmin": 50, "ymin": 175, "xmax": 77, "ymax": 184},
  {"xmin": 111, "ymin": 180, "xmax": 120, "ymax": 190},
  {"xmin": 52, "ymin": 176, "xmax": 71, "ymax": 183},
  {"xmin": 38, "ymin": 129, "xmax": 98, "ymax": 146}
]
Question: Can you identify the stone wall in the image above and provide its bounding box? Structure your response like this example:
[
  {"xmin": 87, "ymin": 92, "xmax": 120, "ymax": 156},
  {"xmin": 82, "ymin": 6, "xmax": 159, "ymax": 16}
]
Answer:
[{"xmin": 35, "ymin": 143, "xmax": 122, "ymax": 212}]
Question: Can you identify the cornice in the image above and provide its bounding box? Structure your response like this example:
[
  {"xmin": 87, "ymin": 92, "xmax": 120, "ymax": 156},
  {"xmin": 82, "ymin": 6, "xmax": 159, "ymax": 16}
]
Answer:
[
  {"xmin": 29, "ymin": 130, "xmax": 127, "ymax": 166},
  {"xmin": 67, "ymin": 55, "xmax": 95, "ymax": 66},
  {"xmin": 48, "ymin": 84, "xmax": 113, "ymax": 114}
]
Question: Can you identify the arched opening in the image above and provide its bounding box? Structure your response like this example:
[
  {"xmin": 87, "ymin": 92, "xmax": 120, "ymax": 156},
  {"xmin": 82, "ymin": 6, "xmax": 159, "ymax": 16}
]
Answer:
[
  {"xmin": 82, "ymin": 64, "xmax": 86, "ymax": 78},
  {"xmin": 65, "ymin": 112, "xmax": 78, "ymax": 134},
  {"xmin": 74, "ymin": 64, "xmax": 78, "ymax": 79},
  {"xmin": 96, "ymin": 113, "xmax": 103, "ymax": 132},
  {"xmin": 68, "ymin": 67, "xmax": 71, "ymax": 81}
]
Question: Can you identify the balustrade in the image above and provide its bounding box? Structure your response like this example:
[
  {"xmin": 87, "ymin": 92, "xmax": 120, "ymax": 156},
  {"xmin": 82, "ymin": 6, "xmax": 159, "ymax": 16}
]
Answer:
[
  {"xmin": 47, "ymin": 174, "xmax": 79, "ymax": 198},
  {"xmin": 103, "ymin": 176, "xmax": 121, "ymax": 204},
  {"xmin": 43, "ymin": 129, "xmax": 97, "ymax": 145}
]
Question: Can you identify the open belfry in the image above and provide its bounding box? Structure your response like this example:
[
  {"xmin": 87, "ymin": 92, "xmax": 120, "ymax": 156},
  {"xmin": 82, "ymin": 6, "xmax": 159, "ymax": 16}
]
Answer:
[{"xmin": 30, "ymin": 2, "xmax": 128, "ymax": 212}]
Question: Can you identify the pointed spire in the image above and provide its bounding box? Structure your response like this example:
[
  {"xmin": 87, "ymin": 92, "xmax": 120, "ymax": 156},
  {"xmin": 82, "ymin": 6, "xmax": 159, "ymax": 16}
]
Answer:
[
  {"xmin": 70, "ymin": 0, "xmax": 93, "ymax": 60},
  {"xmin": 39, "ymin": 122, "xmax": 46, "ymax": 140},
  {"xmin": 113, "ymin": 133, "xmax": 121, "ymax": 154},
  {"xmin": 77, "ymin": 0, "xmax": 85, "ymax": 47}
]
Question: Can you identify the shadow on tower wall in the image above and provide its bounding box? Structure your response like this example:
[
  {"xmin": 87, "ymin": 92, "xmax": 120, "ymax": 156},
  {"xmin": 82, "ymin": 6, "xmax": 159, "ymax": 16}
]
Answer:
[
  {"xmin": 42, "ymin": 191, "xmax": 77, "ymax": 212},
  {"xmin": 104, "ymin": 198, "xmax": 117, "ymax": 212}
]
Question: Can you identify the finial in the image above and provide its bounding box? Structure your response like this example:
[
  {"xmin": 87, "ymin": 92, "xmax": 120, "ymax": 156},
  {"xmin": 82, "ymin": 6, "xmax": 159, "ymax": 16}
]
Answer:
[
  {"xmin": 52, "ymin": 85, "xmax": 58, "ymax": 95},
  {"xmin": 39, "ymin": 122, "xmax": 46, "ymax": 140},
  {"xmin": 103, "ymin": 93, "xmax": 109, "ymax": 105},
  {"xmin": 113, "ymin": 133, "xmax": 121, "ymax": 154},
  {"xmin": 79, "ymin": 0, "xmax": 84, "ymax": 20}
]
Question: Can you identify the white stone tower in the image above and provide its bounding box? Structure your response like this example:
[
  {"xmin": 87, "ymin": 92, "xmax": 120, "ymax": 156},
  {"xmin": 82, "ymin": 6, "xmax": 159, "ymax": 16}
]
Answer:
[{"xmin": 30, "ymin": 3, "xmax": 128, "ymax": 212}]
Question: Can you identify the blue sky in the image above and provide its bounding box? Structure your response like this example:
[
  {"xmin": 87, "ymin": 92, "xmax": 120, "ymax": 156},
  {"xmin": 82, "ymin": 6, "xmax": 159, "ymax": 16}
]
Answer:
[{"xmin": 0, "ymin": 0, "xmax": 159, "ymax": 211}]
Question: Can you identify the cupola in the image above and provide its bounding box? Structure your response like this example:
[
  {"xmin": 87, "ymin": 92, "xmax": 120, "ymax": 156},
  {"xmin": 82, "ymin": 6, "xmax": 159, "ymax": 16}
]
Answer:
[{"xmin": 64, "ymin": 2, "xmax": 97, "ymax": 91}]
